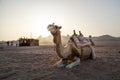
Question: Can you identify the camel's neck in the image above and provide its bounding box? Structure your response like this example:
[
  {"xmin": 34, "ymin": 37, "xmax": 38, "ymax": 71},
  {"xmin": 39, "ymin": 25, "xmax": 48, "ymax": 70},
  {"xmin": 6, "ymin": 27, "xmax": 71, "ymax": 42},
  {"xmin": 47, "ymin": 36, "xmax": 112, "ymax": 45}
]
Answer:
[{"xmin": 53, "ymin": 31, "xmax": 63, "ymax": 58}]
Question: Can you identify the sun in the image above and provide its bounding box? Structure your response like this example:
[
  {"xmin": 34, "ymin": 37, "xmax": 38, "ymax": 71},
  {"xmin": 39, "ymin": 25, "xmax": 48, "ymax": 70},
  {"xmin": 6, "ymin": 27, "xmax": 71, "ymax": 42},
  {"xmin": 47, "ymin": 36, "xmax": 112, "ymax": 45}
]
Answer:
[
  {"xmin": 29, "ymin": 16, "xmax": 63, "ymax": 38},
  {"xmin": 31, "ymin": 18, "xmax": 52, "ymax": 38}
]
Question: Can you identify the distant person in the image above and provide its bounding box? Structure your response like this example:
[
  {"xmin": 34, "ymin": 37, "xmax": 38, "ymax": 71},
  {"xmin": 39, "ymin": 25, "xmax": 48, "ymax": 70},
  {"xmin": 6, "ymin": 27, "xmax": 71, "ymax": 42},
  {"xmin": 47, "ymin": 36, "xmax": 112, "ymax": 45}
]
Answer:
[
  {"xmin": 11, "ymin": 41, "xmax": 13, "ymax": 46},
  {"xmin": 7, "ymin": 41, "xmax": 9, "ymax": 46}
]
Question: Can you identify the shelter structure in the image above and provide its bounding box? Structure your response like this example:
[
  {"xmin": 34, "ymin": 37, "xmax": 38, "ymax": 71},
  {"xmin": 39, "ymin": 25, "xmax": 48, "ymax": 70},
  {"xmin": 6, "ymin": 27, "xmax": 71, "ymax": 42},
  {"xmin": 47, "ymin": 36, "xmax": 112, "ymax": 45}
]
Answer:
[{"xmin": 19, "ymin": 38, "xmax": 39, "ymax": 46}]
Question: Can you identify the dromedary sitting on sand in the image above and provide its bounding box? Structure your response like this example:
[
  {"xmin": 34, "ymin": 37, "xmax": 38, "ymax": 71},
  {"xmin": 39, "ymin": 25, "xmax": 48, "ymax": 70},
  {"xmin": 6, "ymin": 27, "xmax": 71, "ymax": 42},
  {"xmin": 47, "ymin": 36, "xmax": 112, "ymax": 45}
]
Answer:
[{"xmin": 47, "ymin": 23, "xmax": 96, "ymax": 68}]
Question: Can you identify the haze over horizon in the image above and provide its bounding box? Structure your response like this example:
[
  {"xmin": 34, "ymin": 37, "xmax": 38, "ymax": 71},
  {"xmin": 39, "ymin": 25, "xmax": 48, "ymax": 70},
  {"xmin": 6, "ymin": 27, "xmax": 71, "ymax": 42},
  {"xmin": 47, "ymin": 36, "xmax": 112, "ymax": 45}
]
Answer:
[{"xmin": 0, "ymin": 0, "xmax": 120, "ymax": 41}]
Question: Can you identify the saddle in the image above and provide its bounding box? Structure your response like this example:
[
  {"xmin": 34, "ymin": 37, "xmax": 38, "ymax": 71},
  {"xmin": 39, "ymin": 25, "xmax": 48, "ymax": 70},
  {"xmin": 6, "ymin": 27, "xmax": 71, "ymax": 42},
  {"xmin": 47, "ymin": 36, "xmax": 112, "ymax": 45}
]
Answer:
[{"xmin": 70, "ymin": 30, "xmax": 92, "ymax": 48}]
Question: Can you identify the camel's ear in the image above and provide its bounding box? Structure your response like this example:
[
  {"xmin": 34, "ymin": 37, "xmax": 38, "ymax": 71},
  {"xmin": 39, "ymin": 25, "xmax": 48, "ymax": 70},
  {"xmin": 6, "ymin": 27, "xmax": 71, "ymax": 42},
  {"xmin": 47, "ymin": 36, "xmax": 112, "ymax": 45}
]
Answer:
[{"xmin": 58, "ymin": 26, "xmax": 62, "ymax": 29}]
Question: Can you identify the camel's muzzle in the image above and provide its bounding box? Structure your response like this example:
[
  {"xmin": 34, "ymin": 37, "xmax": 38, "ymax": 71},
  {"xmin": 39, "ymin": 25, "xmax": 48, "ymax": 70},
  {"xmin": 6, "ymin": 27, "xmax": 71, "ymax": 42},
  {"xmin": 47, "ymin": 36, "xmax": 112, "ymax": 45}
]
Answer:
[{"xmin": 47, "ymin": 26, "xmax": 57, "ymax": 35}]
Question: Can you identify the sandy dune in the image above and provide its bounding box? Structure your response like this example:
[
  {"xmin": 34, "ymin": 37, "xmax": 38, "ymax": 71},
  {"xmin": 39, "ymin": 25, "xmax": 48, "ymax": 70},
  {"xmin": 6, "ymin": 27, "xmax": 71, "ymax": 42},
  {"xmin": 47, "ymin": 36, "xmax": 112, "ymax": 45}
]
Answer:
[{"xmin": 0, "ymin": 41, "xmax": 120, "ymax": 80}]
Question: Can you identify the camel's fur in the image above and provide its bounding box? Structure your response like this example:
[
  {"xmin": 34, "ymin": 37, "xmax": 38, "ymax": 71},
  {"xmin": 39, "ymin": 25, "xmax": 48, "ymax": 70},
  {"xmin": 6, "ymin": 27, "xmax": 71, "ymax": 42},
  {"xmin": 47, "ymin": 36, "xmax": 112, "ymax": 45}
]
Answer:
[{"xmin": 47, "ymin": 23, "xmax": 96, "ymax": 68}]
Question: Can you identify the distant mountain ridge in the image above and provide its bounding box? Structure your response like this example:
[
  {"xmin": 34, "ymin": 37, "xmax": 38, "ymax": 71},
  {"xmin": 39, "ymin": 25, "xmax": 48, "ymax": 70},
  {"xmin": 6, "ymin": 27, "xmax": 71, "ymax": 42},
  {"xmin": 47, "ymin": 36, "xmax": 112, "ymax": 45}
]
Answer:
[
  {"xmin": 0, "ymin": 35, "xmax": 119, "ymax": 46},
  {"xmin": 92, "ymin": 35, "xmax": 120, "ymax": 41},
  {"xmin": 37, "ymin": 34, "xmax": 120, "ymax": 44}
]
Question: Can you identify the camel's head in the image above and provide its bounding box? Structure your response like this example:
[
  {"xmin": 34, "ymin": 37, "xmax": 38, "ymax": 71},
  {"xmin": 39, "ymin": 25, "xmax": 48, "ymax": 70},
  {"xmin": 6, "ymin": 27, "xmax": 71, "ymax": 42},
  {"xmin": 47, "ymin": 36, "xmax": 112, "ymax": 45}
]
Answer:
[{"xmin": 47, "ymin": 23, "xmax": 62, "ymax": 36}]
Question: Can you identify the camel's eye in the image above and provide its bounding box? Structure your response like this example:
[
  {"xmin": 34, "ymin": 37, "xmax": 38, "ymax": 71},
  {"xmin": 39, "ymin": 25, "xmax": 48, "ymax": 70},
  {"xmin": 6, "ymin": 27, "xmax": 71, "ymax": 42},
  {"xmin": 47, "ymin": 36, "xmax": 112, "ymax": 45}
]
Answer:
[
  {"xmin": 55, "ymin": 25, "xmax": 58, "ymax": 29},
  {"xmin": 58, "ymin": 26, "xmax": 62, "ymax": 29}
]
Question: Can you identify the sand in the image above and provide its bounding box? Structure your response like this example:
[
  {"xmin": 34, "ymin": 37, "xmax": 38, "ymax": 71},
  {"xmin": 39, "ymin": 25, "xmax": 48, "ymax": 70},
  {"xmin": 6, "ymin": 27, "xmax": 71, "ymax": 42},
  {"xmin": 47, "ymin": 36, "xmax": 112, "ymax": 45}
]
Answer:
[{"xmin": 0, "ymin": 41, "xmax": 120, "ymax": 80}]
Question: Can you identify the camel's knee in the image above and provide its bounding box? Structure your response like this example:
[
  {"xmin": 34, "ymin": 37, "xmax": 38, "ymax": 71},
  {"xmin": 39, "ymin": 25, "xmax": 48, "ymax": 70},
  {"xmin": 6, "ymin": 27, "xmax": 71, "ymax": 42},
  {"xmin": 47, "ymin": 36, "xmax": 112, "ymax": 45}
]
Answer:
[
  {"xmin": 74, "ymin": 57, "xmax": 80, "ymax": 63},
  {"xmin": 55, "ymin": 59, "xmax": 66, "ymax": 68},
  {"xmin": 66, "ymin": 57, "xmax": 80, "ymax": 69},
  {"xmin": 90, "ymin": 49, "xmax": 96, "ymax": 60},
  {"xmin": 88, "ymin": 46, "xmax": 96, "ymax": 59},
  {"xmin": 92, "ymin": 52, "xmax": 96, "ymax": 59}
]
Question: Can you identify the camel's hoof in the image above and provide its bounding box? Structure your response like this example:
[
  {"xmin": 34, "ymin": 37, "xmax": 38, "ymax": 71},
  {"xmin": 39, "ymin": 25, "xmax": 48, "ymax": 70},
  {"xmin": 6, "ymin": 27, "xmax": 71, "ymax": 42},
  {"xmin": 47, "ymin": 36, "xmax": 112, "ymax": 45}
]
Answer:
[
  {"xmin": 56, "ymin": 64, "xmax": 65, "ymax": 68},
  {"xmin": 66, "ymin": 65, "xmax": 73, "ymax": 69},
  {"xmin": 57, "ymin": 65, "xmax": 64, "ymax": 68}
]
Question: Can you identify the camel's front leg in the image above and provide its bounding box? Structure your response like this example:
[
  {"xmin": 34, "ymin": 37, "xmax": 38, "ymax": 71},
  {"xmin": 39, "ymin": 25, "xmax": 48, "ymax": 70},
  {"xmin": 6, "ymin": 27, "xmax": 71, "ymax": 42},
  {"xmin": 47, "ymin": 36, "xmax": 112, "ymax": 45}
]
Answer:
[
  {"xmin": 66, "ymin": 57, "xmax": 80, "ymax": 69},
  {"xmin": 54, "ymin": 59, "xmax": 66, "ymax": 68}
]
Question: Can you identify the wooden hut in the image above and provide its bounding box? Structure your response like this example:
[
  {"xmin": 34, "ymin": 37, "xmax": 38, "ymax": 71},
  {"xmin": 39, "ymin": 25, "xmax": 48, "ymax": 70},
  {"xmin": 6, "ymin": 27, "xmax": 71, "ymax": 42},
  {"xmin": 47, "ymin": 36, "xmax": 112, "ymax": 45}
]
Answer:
[{"xmin": 19, "ymin": 38, "xmax": 39, "ymax": 46}]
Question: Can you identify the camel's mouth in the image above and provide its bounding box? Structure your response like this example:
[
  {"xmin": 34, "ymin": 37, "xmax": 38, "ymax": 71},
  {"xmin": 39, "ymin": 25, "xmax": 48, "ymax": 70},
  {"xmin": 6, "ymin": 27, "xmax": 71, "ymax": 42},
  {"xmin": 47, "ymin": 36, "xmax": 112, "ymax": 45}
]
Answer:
[
  {"xmin": 50, "ymin": 31, "xmax": 57, "ymax": 35},
  {"xmin": 47, "ymin": 26, "xmax": 57, "ymax": 35},
  {"xmin": 47, "ymin": 26, "xmax": 51, "ymax": 31}
]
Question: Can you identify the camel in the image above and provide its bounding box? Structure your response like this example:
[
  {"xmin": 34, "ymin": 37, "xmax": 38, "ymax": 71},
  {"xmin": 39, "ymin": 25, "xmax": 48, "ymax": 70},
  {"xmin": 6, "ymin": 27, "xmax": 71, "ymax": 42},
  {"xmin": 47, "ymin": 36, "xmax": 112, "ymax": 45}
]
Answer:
[{"xmin": 47, "ymin": 23, "xmax": 96, "ymax": 68}]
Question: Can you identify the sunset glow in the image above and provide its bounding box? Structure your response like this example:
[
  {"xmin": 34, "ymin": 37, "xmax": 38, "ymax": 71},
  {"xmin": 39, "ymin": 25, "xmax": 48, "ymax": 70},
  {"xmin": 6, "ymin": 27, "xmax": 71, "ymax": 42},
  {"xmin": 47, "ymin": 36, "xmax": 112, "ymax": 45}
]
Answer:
[{"xmin": 0, "ymin": 0, "xmax": 120, "ymax": 40}]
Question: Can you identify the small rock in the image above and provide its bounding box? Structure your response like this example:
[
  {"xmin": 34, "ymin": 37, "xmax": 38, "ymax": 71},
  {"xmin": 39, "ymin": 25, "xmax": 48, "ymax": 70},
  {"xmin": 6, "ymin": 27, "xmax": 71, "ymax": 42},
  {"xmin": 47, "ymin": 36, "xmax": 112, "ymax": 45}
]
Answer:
[
  {"xmin": 0, "ymin": 47, "xmax": 4, "ymax": 49},
  {"xmin": 0, "ymin": 68, "xmax": 16, "ymax": 79},
  {"xmin": 118, "ymin": 51, "xmax": 120, "ymax": 53}
]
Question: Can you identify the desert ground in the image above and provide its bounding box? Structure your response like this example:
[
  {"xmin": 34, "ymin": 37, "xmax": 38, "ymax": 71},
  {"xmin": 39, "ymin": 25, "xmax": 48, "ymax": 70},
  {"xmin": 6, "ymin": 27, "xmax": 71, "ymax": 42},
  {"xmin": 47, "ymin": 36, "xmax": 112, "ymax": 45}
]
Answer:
[{"xmin": 0, "ymin": 41, "xmax": 120, "ymax": 80}]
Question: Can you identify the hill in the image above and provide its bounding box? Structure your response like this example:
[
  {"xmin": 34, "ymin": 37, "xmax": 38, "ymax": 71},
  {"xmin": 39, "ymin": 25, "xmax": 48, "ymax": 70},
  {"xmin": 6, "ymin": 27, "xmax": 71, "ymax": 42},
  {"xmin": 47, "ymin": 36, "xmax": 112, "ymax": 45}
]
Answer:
[
  {"xmin": 92, "ymin": 35, "xmax": 120, "ymax": 41},
  {"xmin": 37, "ymin": 34, "xmax": 120, "ymax": 45}
]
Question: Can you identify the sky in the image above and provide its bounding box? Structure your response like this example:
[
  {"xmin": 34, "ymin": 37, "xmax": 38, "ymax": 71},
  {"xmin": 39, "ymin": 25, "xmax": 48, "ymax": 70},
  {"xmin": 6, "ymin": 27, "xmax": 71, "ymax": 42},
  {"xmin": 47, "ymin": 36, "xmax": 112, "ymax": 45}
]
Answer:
[{"xmin": 0, "ymin": 0, "xmax": 120, "ymax": 40}]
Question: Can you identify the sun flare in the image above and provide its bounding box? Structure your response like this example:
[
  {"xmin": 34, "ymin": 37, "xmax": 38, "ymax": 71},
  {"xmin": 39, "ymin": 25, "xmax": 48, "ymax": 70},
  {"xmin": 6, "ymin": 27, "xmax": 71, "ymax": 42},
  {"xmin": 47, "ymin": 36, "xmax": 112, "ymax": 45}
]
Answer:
[{"xmin": 31, "ymin": 17, "xmax": 60, "ymax": 38}]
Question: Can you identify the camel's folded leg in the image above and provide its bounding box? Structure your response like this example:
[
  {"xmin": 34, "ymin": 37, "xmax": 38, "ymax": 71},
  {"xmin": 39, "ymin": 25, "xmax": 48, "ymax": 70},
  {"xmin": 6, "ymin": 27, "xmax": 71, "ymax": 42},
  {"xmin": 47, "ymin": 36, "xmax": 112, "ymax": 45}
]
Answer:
[
  {"xmin": 54, "ymin": 59, "xmax": 66, "ymax": 68},
  {"xmin": 66, "ymin": 57, "xmax": 80, "ymax": 69},
  {"xmin": 90, "ymin": 46, "xmax": 96, "ymax": 59}
]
